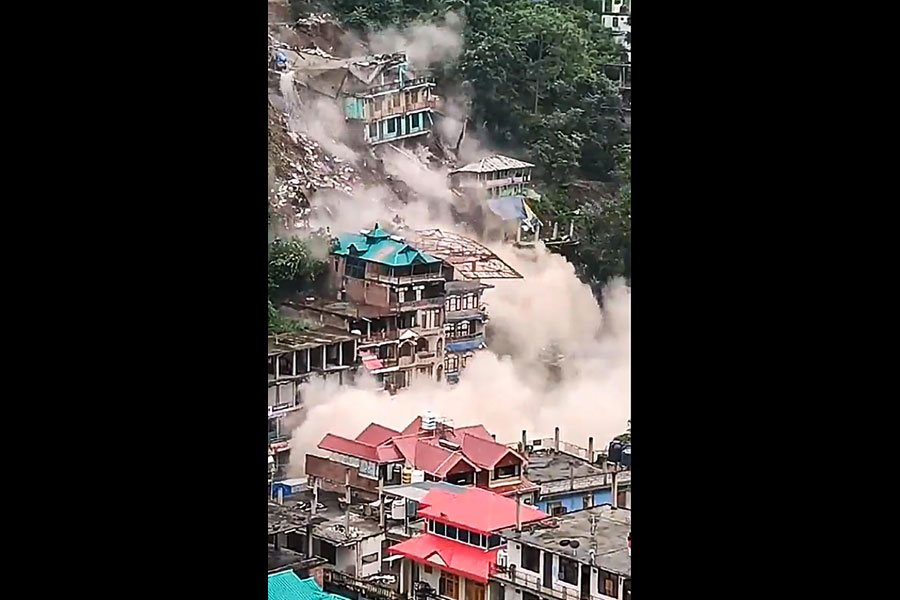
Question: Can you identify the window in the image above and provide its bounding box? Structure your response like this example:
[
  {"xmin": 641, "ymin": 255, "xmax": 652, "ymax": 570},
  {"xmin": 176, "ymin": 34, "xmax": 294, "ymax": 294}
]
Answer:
[
  {"xmin": 558, "ymin": 556, "xmax": 578, "ymax": 585},
  {"xmin": 583, "ymin": 495, "xmax": 591, "ymax": 509},
  {"xmin": 387, "ymin": 118, "xmax": 397, "ymax": 134},
  {"xmin": 447, "ymin": 296, "xmax": 460, "ymax": 311},
  {"xmin": 369, "ymin": 122, "xmax": 377, "ymax": 139},
  {"xmin": 428, "ymin": 520, "xmax": 435, "ymax": 532},
  {"xmin": 493, "ymin": 464, "xmax": 520, "ymax": 479},
  {"xmin": 424, "ymin": 565, "xmax": 433, "ymax": 574},
  {"xmin": 446, "ymin": 525, "xmax": 458, "ymax": 539},
  {"xmin": 470, "ymin": 532, "xmax": 483, "ymax": 547},
  {"xmin": 458, "ymin": 321, "xmax": 470, "ymax": 338},
  {"xmin": 522, "ymin": 544, "xmax": 540, "ymax": 572},
  {"xmin": 457, "ymin": 528, "xmax": 469, "ymax": 544},
  {"xmin": 439, "ymin": 572, "xmax": 459, "ymax": 599},
  {"xmin": 411, "ymin": 112, "xmax": 421, "ymax": 128},
  {"xmin": 547, "ymin": 502, "xmax": 566, "ymax": 516},
  {"xmin": 362, "ymin": 553, "xmax": 379, "ymax": 564},
  {"xmin": 487, "ymin": 534, "xmax": 502, "ymax": 549},
  {"xmin": 598, "ymin": 570, "xmax": 618, "ymax": 598},
  {"xmin": 613, "ymin": 17, "xmax": 619, "ymax": 28},
  {"xmin": 434, "ymin": 522, "xmax": 446, "ymax": 536},
  {"xmin": 346, "ymin": 257, "xmax": 366, "ymax": 279}
]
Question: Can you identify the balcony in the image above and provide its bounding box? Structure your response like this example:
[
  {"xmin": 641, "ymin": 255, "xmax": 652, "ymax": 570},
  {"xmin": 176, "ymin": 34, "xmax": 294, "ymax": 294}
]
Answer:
[
  {"xmin": 482, "ymin": 175, "xmax": 531, "ymax": 189},
  {"xmin": 367, "ymin": 97, "xmax": 437, "ymax": 122},
  {"xmin": 397, "ymin": 296, "xmax": 446, "ymax": 311},
  {"xmin": 363, "ymin": 75, "xmax": 436, "ymax": 97},
  {"xmin": 366, "ymin": 271, "xmax": 445, "ymax": 285}
]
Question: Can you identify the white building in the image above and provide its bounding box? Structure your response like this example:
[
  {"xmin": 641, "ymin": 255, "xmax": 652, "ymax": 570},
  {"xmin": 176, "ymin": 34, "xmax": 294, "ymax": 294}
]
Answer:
[
  {"xmin": 493, "ymin": 505, "xmax": 631, "ymax": 600},
  {"xmin": 600, "ymin": 0, "xmax": 631, "ymax": 63}
]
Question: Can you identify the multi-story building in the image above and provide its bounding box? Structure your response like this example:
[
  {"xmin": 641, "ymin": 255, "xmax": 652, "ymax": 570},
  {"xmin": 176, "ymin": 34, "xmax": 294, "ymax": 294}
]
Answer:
[
  {"xmin": 306, "ymin": 413, "xmax": 540, "ymax": 502},
  {"xmin": 343, "ymin": 57, "xmax": 438, "ymax": 146},
  {"xmin": 442, "ymin": 281, "xmax": 490, "ymax": 383},
  {"xmin": 328, "ymin": 224, "xmax": 449, "ymax": 390},
  {"xmin": 493, "ymin": 504, "xmax": 631, "ymax": 600},
  {"xmin": 268, "ymin": 327, "xmax": 361, "ymax": 476},
  {"xmin": 600, "ymin": 1, "xmax": 631, "ymax": 63},
  {"xmin": 448, "ymin": 156, "xmax": 578, "ymax": 248},
  {"xmin": 388, "ymin": 485, "xmax": 548, "ymax": 600},
  {"xmin": 516, "ymin": 431, "xmax": 631, "ymax": 515}
]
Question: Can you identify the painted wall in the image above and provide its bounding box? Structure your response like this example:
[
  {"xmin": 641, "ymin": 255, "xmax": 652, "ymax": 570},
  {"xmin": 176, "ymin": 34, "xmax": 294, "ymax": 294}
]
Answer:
[
  {"xmin": 359, "ymin": 534, "xmax": 384, "ymax": 578},
  {"xmin": 505, "ymin": 540, "xmax": 625, "ymax": 600},
  {"xmin": 536, "ymin": 490, "xmax": 611, "ymax": 514}
]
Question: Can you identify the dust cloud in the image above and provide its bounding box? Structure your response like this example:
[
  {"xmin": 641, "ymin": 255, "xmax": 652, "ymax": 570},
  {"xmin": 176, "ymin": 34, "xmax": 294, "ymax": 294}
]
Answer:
[
  {"xmin": 367, "ymin": 12, "xmax": 464, "ymax": 69},
  {"xmin": 289, "ymin": 244, "xmax": 631, "ymax": 475}
]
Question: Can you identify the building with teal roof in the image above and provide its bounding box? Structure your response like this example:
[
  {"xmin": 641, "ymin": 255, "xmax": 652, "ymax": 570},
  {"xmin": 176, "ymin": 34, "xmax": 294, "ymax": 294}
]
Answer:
[
  {"xmin": 332, "ymin": 223, "xmax": 443, "ymax": 273},
  {"xmin": 268, "ymin": 570, "xmax": 350, "ymax": 600}
]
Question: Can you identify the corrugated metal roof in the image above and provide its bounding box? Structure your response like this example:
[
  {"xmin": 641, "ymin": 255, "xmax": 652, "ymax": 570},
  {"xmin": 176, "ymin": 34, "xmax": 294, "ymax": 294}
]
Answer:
[
  {"xmin": 450, "ymin": 155, "xmax": 535, "ymax": 174},
  {"xmin": 333, "ymin": 224, "xmax": 441, "ymax": 267},
  {"xmin": 268, "ymin": 572, "xmax": 344, "ymax": 600},
  {"xmin": 416, "ymin": 486, "xmax": 547, "ymax": 535},
  {"xmin": 389, "ymin": 534, "xmax": 502, "ymax": 583}
]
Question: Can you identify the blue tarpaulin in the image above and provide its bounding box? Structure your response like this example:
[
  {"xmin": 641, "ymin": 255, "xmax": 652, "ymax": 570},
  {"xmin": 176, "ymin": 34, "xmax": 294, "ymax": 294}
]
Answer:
[
  {"xmin": 446, "ymin": 336, "xmax": 485, "ymax": 353},
  {"xmin": 488, "ymin": 196, "xmax": 528, "ymax": 221}
]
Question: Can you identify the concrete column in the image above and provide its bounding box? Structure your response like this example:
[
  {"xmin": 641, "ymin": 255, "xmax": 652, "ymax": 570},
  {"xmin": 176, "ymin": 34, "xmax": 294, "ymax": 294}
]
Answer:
[
  {"xmin": 293, "ymin": 351, "xmax": 297, "ymax": 376},
  {"xmin": 275, "ymin": 356, "xmax": 280, "ymax": 379},
  {"xmin": 554, "ymin": 427, "xmax": 560, "ymax": 452},
  {"xmin": 339, "ymin": 342, "xmax": 343, "ymax": 366},
  {"xmin": 588, "ymin": 437, "xmax": 594, "ymax": 462},
  {"xmin": 322, "ymin": 346, "xmax": 326, "ymax": 369},
  {"xmin": 307, "ymin": 349, "xmax": 311, "ymax": 373},
  {"xmin": 521, "ymin": 430, "xmax": 527, "ymax": 453}
]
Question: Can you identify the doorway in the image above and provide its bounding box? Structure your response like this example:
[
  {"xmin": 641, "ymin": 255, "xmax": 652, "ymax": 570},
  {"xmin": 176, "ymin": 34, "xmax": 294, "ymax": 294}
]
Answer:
[
  {"xmin": 580, "ymin": 565, "xmax": 591, "ymax": 600},
  {"xmin": 542, "ymin": 551, "xmax": 553, "ymax": 588}
]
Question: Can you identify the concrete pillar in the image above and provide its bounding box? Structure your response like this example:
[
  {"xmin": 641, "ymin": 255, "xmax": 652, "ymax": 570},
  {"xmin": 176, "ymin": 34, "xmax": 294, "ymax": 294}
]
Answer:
[
  {"xmin": 293, "ymin": 351, "xmax": 297, "ymax": 376},
  {"xmin": 339, "ymin": 342, "xmax": 343, "ymax": 366},
  {"xmin": 569, "ymin": 221, "xmax": 575, "ymax": 237},
  {"xmin": 554, "ymin": 427, "xmax": 560, "ymax": 452},
  {"xmin": 588, "ymin": 437, "xmax": 594, "ymax": 462},
  {"xmin": 307, "ymin": 349, "xmax": 311, "ymax": 373},
  {"xmin": 322, "ymin": 346, "xmax": 326, "ymax": 369},
  {"xmin": 275, "ymin": 355, "xmax": 280, "ymax": 379},
  {"xmin": 521, "ymin": 430, "xmax": 527, "ymax": 453},
  {"xmin": 552, "ymin": 222, "xmax": 559, "ymax": 239}
]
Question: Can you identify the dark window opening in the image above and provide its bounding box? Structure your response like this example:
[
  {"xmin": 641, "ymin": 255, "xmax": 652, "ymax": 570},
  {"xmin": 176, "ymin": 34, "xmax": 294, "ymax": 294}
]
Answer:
[
  {"xmin": 559, "ymin": 556, "xmax": 578, "ymax": 585},
  {"xmin": 446, "ymin": 525, "xmax": 458, "ymax": 539},
  {"xmin": 493, "ymin": 464, "xmax": 520, "ymax": 479},
  {"xmin": 346, "ymin": 257, "xmax": 366, "ymax": 279},
  {"xmin": 362, "ymin": 553, "xmax": 379, "ymax": 564},
  {"xmin": 488, "ymin": 534, "xmax": 502, "ymax": 549},
  {"xmin": 598, "ymin": 570, "xmax": 618, "ymax": 598},
  {"xmin": 522, "ymin": 544, "xmax": 540, "ymax": 572},
  {"xmin": 387, "ymin": 118, "xmax": 397, "ymax": 134},
  {"xmin": 434, "ymin": 522, "xmax": 446, "ymax": 536}
]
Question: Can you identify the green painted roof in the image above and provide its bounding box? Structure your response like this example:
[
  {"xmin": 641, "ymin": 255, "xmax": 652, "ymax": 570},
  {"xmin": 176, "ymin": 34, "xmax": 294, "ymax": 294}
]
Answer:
[
  {"xmin": 333, "ymin": 224, "xmax": 441, "ymax": 267},
  {"xmin": 268, "ymin": 572, "xmax": 350, "ymax": 600}
]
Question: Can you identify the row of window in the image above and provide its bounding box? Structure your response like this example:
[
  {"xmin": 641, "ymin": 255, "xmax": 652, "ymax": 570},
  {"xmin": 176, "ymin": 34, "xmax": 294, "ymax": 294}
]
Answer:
[
  {"xmin": 520, "ymin": 544, "xmax": 619, "ymax": 597},
  {"xmin": 446, "ymin": 293, "xmax": 479, "ymax": 312},
  {"xmin": 445, "ymin": 321, "xmax": 478, "ymax": 339},
  {"xmin": 427, "ymin": 520, "xmax": 503, "ymax": 549},
  {"xmin": 367, "ymin": 112, "xmax": 426, "ymax": 140}
]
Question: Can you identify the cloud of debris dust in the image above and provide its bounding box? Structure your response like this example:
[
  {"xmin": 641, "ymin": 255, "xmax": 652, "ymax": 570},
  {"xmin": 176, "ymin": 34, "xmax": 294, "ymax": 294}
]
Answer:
[
  {"xmin": 366, "ymin": 12, "xmax": 464, "ymax": 69},
  {"xmin": 288, "ymin": 249, "xmax": 631, "ymax": 475}
]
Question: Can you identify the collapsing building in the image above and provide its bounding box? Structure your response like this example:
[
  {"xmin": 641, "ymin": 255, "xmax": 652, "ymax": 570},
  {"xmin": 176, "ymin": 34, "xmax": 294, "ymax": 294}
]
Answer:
[
  {"xmin": 448, "ymin": 155, "xmax": 578, "ymax": 248},
  {"xmin": 271, "ymin": 45, "xmax": 437, "ymax": 147}
]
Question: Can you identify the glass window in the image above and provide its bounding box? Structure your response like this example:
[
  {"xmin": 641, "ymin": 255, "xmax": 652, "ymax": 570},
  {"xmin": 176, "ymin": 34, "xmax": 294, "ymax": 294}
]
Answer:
[
  {"xmin": 435, "ymin": 522, "xmax": 446, "ymax": 536},
  {"xmin": 446, "ymin": 525, "xmax": 458, "ymax": 539},
  {"xmin": 457, "ymin": 528, "xmax": 469, "ymax": 544},
  {"xmin": 428, "ymin": 520, "xmax": 435, "ymax": 532},
  {"xmin": 439, "ymin": 572, "xmax": 459, "ymax": 600},
  {"xmin": 559, "ymin": 556, "xmax": 578, "ymax": 585},
  {"xmin": 470, "ymin": 532, "xmax": 483, "ymax": 547},
  {"xmin": 598, "ymin": 570, "xmax": 618, "ymax": 598},
  {"xmin": 387, "ymin": 118, "xmax": 396, "ymax": 134},
  {"xmin": 488, "ymin": 534, "xmax": 502, "ymax": 549},
  {"xmin": 522, "ymin": 544, "xmax": 540, "ymax": 572}
]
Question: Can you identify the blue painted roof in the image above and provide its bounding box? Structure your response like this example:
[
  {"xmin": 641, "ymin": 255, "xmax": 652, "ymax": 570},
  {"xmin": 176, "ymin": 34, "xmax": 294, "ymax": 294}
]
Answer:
[
  {"xmin": 446, "ymin": 336, "xmax": 485, "ymax": 353},
  {"xmin": 333, "ymin": 224, "xmax": 441, "ymax": 267},
  {"xmin": 268, "ymin": 572, "xmax": 350, "ymax": 600}
]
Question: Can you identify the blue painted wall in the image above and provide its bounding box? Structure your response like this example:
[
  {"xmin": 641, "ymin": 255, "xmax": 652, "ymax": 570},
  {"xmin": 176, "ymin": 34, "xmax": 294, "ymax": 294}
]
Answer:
[{"xmin": 536, "ymin": 489, "xmax": 612, "ymax": 513}]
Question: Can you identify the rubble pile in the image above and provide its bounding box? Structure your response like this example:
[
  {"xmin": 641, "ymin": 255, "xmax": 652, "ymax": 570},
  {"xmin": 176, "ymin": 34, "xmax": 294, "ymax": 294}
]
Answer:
[{"xmin": 268, "ymin": 104, "xmax": 360, "ymax": 228}]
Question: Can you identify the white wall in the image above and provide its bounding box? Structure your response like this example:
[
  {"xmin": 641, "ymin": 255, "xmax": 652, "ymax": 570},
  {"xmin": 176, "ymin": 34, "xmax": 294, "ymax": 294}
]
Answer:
[
  {"xmin": 359, "ymin": 534, "xmax": 384, "ymax": 578},
  {"xmin": 505, "ymin": 541, "xmax": 625, "ymax": 600}
]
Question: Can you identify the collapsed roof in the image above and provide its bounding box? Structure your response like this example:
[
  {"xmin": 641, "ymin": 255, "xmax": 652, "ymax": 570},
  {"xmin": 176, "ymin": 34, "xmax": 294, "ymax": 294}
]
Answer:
[
  {"xmin": 449, "ymin": 155, "xmax": 535, "ymax": 175},
  {"xmin": 412, "ymin": 229, "xmax": 522, "ymax": 280}
]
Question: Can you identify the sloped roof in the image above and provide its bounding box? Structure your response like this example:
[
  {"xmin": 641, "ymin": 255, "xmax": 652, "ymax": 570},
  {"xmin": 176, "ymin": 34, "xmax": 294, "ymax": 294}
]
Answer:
[
  {"xmin": 393, "ymin": 437, "xmax": 480, "ymax": 478},
  {"xmin": 355, "ymin": 423, "xmax": 400, "ymax": 446},
  {"xmin": 318, "ymin": 434, "xmax": 378, "ymax": 461},
  {"xmin": 268, "ymin": 571, "xmax": 350, "ymax": 600},
  {"xmin": 454, "ymin": 424, "xmax": 493, "ymax": 441},
  {"xmin": 333, "ymin": 224, "xmax": 441, "ymax": 267},
  {"xmin": 454, "ymin": 433, "xmax": 522, "ymax": 470},
  {"xmin": 417, "ymin": 486, "xmax": 547, "ymax": 535},
  {"xmin": 388, "ymin": 534, "xmax": 503, "ymax": 583},
  {"xmin": 450, "ymin": 155, "xmax": 535, "ymax": 174}
]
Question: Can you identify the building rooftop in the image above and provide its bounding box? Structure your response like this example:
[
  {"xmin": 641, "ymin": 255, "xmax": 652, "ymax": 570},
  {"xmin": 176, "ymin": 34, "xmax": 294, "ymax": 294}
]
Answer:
[
  {"xmin": 317, "ymin": 417, "xmax": 528, "ymax": 480},
  {"xmin": 413, "ymin": 229, "xmax": 522, "ymax": 280},
  {"xmin": 267, "ymin": 546, "xmax": 328, "ymax": 574},
  {"xmin": 450, "ymin": 155, "xmax": 535, "ymax": 174},
  {"xmin": 383, "ymin": 481, "xmax": 467, "ymax": 503},
  {"xmin": 272, "ymin": 493, "xmax": 386, "ymax": 545},
  {"xmin": 268, "ymin": 327, "xmax": 358, "ymax": 355},
  {"xmin": 445, "ymin": 280, "xmax": 494, "ymax": 295},
  {"xmin": 499, "ymin": 505, "xmax": 631, "ymax": 577},
  {"xmin": 388, "ymin": 533, "xmax": 502, "ymax": 583},
  {"xmin": 268, "ymin": 570, "xmax": 350, "ymax": 600},
  {"xmin": 525, "ymin": 452, "xmax": 606, "ymax": 485},
  {"xmin": 417, "ymin": 486, "xmax": 546, "ymax": 535},
  {"xmin": 333, "ymin": 224, "xmax": 442, "ymax": 268}
]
